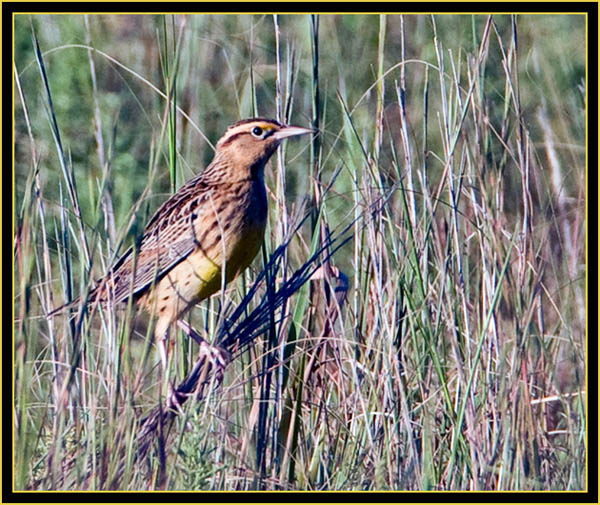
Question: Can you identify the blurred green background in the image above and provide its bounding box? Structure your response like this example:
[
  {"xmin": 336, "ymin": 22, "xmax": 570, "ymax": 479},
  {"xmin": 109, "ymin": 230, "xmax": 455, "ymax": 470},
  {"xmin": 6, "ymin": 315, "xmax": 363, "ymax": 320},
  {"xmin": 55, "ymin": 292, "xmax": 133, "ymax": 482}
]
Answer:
[
  {"xmin": 14, "ymin": 14, "xmax": 585, "ymax": 235},
  {"xmin": 13, "ymin": 13, "xmax": 587, "ymax": 491}
]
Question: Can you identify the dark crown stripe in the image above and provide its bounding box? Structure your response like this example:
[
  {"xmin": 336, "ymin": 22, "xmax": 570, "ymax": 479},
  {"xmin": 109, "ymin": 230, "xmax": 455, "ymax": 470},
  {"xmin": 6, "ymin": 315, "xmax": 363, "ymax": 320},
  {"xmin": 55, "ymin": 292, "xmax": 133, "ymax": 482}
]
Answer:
[{"xmin": 229, "ymin": 117, "xmax": 282, "ymax": 129}]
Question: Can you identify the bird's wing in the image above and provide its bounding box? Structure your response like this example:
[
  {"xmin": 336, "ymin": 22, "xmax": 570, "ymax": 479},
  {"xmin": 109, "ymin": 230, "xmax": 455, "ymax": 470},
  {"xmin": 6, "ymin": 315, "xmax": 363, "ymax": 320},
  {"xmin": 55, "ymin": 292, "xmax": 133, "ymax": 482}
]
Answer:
[
  {"xmin": 98, "ymin": 177, "xmax": 215, "ymax": 304},
  {"xmin": 104, "ymin": 237, "xmax": 197, "ymax": 304}
]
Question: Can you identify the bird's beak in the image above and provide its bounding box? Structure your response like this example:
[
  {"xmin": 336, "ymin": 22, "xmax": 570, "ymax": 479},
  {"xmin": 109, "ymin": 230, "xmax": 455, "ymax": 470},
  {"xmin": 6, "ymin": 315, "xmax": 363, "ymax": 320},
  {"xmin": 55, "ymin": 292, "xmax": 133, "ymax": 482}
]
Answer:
[{"xmin": 273, "ymin": 125, "xmax": 315, "ymax": 140}]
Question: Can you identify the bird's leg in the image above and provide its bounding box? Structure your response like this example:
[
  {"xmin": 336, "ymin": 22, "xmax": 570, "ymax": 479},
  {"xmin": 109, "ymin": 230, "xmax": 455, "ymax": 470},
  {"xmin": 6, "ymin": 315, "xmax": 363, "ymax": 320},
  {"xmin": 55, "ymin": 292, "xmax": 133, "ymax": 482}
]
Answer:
[
  {"xmin": 157, "ymin": 330, "xmax": 169, "ymax": 373},
  {"xmin": 177, "ymin": 319, "xmax": 230, "ymax": 360},
  {"xmin": 154, "ymin": 322, "xmax": 185, "ymax": 415},
  {"xmin": 176, "ymin": 319, "xmax": 204, "ymax": 345},
  {"xmin": 176, "ymin": 319, "xmax": 231, "ymax": 391}
]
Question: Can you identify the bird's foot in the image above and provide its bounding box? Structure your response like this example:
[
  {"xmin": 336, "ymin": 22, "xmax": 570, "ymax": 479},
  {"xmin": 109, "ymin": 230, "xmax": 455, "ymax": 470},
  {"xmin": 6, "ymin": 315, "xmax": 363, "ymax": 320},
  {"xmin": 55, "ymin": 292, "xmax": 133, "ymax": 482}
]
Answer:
[
  {"xmin": 161, "ymin": 322, "xmax": 231, "ymax": 413},
  {"xmin": 177, "ymin": 319, "xmax": 231, "ymax": 377},
  {"xmin": 165, "ymin": 381, "xmax": 186, "ymax": 416},
  {"xmin": 197, "ymin": 340, "xmax": 231, "ymax": 385}
]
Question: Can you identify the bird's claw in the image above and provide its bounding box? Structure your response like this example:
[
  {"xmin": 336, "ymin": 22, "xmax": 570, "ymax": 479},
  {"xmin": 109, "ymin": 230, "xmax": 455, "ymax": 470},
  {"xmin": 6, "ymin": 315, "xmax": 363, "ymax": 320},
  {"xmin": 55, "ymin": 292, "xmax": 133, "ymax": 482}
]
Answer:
[{"xmin": 166, "ymin": 381, "xmax": 185, "ymax": 416}]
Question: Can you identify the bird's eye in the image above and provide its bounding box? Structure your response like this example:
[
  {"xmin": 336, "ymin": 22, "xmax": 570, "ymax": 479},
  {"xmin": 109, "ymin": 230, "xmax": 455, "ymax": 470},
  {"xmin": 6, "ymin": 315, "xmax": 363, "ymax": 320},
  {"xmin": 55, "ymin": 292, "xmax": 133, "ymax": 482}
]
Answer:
[{"xmin": 251, "ymin": 126, "xmax": 264, "ymax": 138}]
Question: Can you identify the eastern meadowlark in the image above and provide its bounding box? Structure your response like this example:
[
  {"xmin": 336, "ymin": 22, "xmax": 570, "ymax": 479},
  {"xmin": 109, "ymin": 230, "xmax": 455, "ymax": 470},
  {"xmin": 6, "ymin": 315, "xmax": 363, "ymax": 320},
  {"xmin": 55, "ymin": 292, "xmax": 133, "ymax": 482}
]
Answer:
[{"xmin": 51, "ymin": 118, "xmax": 312, "ymax": 398}]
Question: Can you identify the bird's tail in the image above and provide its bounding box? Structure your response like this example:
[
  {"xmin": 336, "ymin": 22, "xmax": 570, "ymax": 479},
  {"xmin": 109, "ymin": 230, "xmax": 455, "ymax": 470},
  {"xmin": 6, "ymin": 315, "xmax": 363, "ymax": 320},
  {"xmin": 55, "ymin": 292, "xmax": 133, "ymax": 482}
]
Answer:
[
  {"xmin": 47, "ymin": 283, "xmax": 103, "ymax": 318},
  {"xmin": 47, "ymin": 283, "xmax": 113, "ymax": 319},
  {"xmin": 47, "ymin": 297, "xmax": 83, "ymax": 318}
]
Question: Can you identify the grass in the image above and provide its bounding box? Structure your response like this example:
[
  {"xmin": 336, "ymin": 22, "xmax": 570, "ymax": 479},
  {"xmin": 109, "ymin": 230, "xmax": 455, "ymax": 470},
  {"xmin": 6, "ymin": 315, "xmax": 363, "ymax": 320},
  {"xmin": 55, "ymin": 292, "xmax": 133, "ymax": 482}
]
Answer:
[{"xmin": 13, "ymin": 13, "xmax": 587, "ymax": 491}]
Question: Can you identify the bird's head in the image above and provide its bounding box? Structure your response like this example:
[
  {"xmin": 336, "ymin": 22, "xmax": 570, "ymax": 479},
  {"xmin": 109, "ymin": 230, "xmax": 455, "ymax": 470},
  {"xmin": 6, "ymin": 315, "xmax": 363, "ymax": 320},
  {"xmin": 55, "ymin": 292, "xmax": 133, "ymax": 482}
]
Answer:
[{"xmin": 212, "ymin": 118, "xmax": 313, "ymax": 181}]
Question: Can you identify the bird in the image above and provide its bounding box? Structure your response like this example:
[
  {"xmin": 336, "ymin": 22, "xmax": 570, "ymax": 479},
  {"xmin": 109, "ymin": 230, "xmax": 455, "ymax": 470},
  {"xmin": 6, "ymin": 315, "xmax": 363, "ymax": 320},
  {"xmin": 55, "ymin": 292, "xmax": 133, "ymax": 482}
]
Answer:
[{"xmin": 50, "ymin": 117, "xmax": 312, "ymax": 406}]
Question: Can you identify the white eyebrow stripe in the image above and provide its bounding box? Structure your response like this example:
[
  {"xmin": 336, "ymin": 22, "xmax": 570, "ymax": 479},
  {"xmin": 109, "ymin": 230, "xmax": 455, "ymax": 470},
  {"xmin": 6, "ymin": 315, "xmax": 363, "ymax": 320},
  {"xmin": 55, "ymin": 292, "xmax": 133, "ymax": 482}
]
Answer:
[{"xmin": 227, "ymin": 122, "xmax": 276, "ymax": 137}]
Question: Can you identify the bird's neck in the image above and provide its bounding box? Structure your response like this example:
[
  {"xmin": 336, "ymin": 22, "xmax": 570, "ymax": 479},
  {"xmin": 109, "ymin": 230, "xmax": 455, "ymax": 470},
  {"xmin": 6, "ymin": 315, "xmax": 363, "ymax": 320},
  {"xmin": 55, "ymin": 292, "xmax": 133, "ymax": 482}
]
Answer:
[{"xmin": 202, "ymin": 150, "xmax": 267, "ymax": 185}]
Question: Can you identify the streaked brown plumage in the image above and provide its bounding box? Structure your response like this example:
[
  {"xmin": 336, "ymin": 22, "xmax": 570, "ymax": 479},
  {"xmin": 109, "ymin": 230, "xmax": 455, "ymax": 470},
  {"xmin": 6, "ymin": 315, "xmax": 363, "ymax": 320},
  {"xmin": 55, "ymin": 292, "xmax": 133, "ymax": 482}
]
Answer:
[{"xmin": 52, "ymin": 118, "xmax": 312, "ymax": 376}]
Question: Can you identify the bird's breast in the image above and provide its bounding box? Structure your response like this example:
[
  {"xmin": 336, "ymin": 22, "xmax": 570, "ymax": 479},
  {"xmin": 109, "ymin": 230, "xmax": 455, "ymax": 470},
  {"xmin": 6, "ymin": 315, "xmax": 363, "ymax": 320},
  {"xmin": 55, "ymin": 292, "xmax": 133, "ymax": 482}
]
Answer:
[
  {"xmin": 139, "ymin": 178, "xmax": 268, "ymax": 320},
  {"xmin": 225, "ymin": 177, "xmax": 268, "ymax": 277}
]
